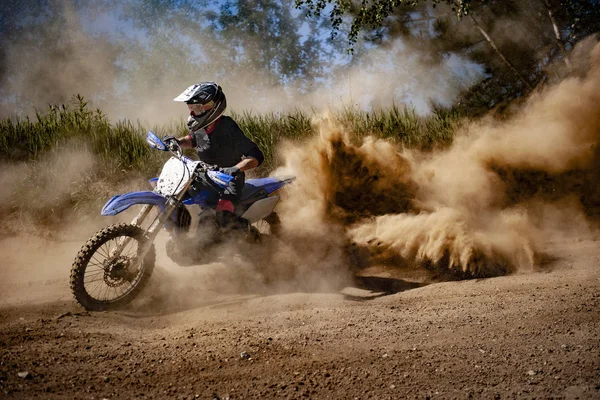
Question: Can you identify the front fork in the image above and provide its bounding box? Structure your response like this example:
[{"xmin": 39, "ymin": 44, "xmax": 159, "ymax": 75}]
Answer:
[{"xmin": 110, "ymin": 178, "xmax": 195, "ymax": 260}]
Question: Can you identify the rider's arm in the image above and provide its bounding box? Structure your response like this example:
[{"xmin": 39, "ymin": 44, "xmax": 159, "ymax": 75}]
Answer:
[
  {"xmin": 235, "ymin": 156, "xmax": 259, "ymax": 172},
  {"xmin": 225, "ymin": 118, "xmax": 264, "ymax": 172},
  {"xmin": 177, "ymin": 135, "xmax": 194, "ymax": 149},
  {"xmin": 236, "ymin": 145, "xmax": 263, "ymax": 171}
]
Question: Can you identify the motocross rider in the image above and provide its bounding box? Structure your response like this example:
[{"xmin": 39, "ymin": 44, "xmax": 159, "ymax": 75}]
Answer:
[{"xmin": 165, "ymin": 82, "xmax": 264, "ymax": 230}]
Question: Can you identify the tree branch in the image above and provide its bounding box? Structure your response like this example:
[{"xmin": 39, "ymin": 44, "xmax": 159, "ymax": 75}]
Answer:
[
  {"xmin": 542, "ymin": 0, "xmax": 572, "ymax": 70},
  {"xmin": 468, "ymin": 14, "xmax": 533, "ymax": 91}
]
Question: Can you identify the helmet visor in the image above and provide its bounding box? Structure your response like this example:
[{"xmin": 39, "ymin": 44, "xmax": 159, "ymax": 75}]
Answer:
[{"xmin": 188, "ymin": 102, "xmax": 214, "ymax": 117}]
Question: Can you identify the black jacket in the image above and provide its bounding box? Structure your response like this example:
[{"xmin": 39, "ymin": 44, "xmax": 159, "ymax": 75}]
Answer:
[{"xmin": 188, "ymin": 116, "xmax": 263, "ymax": 167}]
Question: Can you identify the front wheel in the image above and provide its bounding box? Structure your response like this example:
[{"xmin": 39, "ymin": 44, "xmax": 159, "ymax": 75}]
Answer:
[{"xmin": 69, "ymin": 223, "xmax": 155, "ymax": 311}]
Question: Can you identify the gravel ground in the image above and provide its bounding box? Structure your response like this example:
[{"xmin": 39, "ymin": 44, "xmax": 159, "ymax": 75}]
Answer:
[{"xmin": 1, "ymin": 236, "xmax": 599, "ymax": 399}]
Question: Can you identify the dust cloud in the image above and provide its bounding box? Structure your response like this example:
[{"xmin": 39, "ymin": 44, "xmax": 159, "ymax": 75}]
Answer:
[
  {"xmin": 0, "ymin": 144, "xmax": 99, "ymax": 234},
  {"xmin": 0, "ymin": 1, "xmax": 120, "ymax": 119},
  {"xmin": 273, "ymin": 39, "xmax": 600, "ymax": 277},
  {"xmin": 0, "ymin": 0, "xmax": 483, "ymax": 124},
  {"xmin": 315, "ymin": 38, "xmax": 484, "ymax": 114}
]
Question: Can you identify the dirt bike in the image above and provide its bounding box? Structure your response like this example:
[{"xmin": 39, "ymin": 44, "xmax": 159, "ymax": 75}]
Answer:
[{"xmin": 69, "ymin": 132, "xmax": 294, "ymax": 311}]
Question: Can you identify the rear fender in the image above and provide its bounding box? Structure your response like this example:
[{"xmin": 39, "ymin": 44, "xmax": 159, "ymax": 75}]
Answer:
[
  {"xmin": 241, "ymin": 196, "xmax": 279, "ymax": 224},
  {"xmin": 246, "ymin": 176, "xmax": 295, "ymax": 195},
  {"xmin": 101, "ymin": 191, "xmax": 166, "ymax": 216}
]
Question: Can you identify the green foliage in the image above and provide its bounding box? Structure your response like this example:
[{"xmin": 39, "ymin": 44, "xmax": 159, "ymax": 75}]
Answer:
[
  {"xmin": 336, "ymin": 105, "xmax": 458, "ymax": 148},
  {"xmin": 0, "ymin": 0, "xmax": 333, "ymax": 117},
  {"xmin": 296, "ymin": 0, "xmax": 599, "ymax": 115},
  {"xmin": 0, "ymin": 95, "xmax": 163, "ymax": 175},
  {"xmin": 215, "ymin": 0, "xmax": 325, "ymax": 87},
  {"xmin": 295, "ymin": 0, "xmax": 471, "ymax": 50},
  {"xmin": 232, "ymin": 110, "xmax": 315, "ymax": 172},
  {"xmin": 559, "ymin": 0, "xmax": 600, "ymax": 42}
]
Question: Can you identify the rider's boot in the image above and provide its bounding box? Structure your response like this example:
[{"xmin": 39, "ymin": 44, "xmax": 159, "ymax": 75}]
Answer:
[{"xmin": 216, "ymin": 200, "xmax": 249, "ymax": 232}]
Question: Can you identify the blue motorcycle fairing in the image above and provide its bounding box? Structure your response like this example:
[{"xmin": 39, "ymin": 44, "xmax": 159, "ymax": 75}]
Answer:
[
  {"xmin": 101, "ymin": 191, "xmax": 187, "ymax": 235},
  {"xmin": 101, "ymin": 191, "xmax": 166, "ymax": 216},
  {"xmin": 246, "ymin": 177, "xmax": 295, "ymax": 194},
  {"xmin": 183, "ymin": 189, "xmax": 220, "ymax": 207},
  {"xmin": 139, "ymin": 175, "xmax": 294, "ymax": 209},
  {"xmin": 149, "ymin": 176, "xmax": 288, "ymax": 197},
  {"xmin": 182, "ymin": 176, "xmax": 294, "ymax": 207},
  {"xmin": 207, "ymin": 170, "xmax": 233, "ymax": 188},
  {"xmin": 147, "ymin": 177, "xmax": 218, "ymax": 207},
  {"xmin": 147, "ymin": 131, "xmax": 167, "ymax": 151},
  {"xmin": 148, "ymin": 171, "xmax": 231, "ymax": 190}
]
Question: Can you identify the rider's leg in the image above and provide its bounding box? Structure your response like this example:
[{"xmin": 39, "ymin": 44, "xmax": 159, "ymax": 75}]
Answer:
[{"xmin": 216, "ymin": 172, "xmax": 248, "ymax": 230}]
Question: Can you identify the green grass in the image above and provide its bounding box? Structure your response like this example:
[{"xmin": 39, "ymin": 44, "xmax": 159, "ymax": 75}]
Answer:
[
  {"xmin": 0, "ymin": 96, "xmax": 461, "ymax": 231},
  {"xmin": 1, "ymin": 96, "xmax": 460, "ymax": 171},
  {"xmin": 336, "ymin": 104, "xmax": 458, "ymax": 149},
  {"xmin": 0, "ymin": 95, "xmax": 166, "ymax": 176},
  {"xmin": 232, "ymin": 110, "xmax": 314, "ymax": 172}
]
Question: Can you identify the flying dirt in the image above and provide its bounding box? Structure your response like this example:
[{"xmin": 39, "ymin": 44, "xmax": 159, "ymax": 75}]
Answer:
[{"xmin": 274, "ymin": 39, "xmax": 600, "ymax": 279}]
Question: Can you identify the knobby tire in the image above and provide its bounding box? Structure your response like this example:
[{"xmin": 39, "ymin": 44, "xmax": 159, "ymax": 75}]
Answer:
[{"xmin": 69, "ymin": 223, "xmax": 155, "ymax": 311}]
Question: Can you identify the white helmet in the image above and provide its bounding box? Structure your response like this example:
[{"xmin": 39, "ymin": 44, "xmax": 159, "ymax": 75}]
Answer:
[{"xmin": 174, "ymin": 82, "xmax": 227, "ymax": 132}]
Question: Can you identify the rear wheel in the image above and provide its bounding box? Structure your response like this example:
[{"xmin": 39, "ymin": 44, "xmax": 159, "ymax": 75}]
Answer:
[
  {"xmin": 252, "ymin": 212, "xmax": 281, "ymax": 236},
  {"xmin": 69, "ymin": 223, "xmax": 155, "ymax": 311}
]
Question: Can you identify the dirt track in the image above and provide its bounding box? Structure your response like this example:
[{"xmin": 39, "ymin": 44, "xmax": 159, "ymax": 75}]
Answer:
[{"xmin": 1, "ymin": 233, "xmax": 599, "ymax": 399}]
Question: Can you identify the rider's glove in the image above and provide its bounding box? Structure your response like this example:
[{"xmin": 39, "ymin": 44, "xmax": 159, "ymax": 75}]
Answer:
[
  {"xmin": 220, "ymin": 166, "xmax": 241, "ymax": 177},
  {"xmin": 163, "ymin": 135, "xmax": 179, "ymax": 151}
]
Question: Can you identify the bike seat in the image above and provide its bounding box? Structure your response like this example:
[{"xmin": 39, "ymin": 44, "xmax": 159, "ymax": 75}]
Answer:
[{"xmin": 240, "ymin": 180, "xmax": 268, "ymax": 203}]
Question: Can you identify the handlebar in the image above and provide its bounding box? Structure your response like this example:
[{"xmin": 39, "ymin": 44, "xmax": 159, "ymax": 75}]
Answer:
[
  {"xmin": 166, "ymin": 139, "xmax": 180, "ymax": 153},
  {"xmin": 163, "ymin": 137, "xmax": 220, "ymax": 172}
]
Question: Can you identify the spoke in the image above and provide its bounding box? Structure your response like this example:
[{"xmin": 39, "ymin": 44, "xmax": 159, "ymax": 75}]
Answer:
[
  {"xmin": 84, "ymin": 271, "xmax": 104, "ymax": 280},
  {"xmin": 102, "ymin": 240, "xmax": 114, "ymax": 257},
  {"xmin": 96, "ymin": 283, "xmax": 106, "ymax": 301},
  {"xmin": 102, "ymin": 284, "xmax": 111, "ymax": 301},
  {"xmin": 90, "ymin": 254, "xmax": 106, "ymax": 264},
  {"xmin": 104, "ymin": 239, "xmax": 114, "ymax": 256},
  {"xmin": 123, "ymin": 239, "xmax": 139, "ymax": 255},
  {"xmin": 85, "ymin": 265, "xmax": 104, "ymax": 273},
  {"xmin": 123, "ymin": 246, "xmax": 139, "ymax": 258},
  {"xmin": 87, "ymin": 261, "xmax": 105, "ymax": 269},
  {"xmin": 97, "ymin": 245, "xmax": 110, "ymax": 259},
  {"xmin": 91, "ymin": 254, "xmax": 107, "ymax": 267},
  {"xmin": 119, "ymin": 287, "xmax": 130, "ymax": 297},
  {"xmin": 114, "ymin": 285, "xmax": 124, "ymax": 299},
  {"xmin": 84, "ymin": 277, "xmax": 106, "ymax": 284},
  {"xmin": 88, "ymin": 261, "xmax": 104, "ymax": 269},
  {"xmin": 84, "ymin": 272, "xmax": 104, "ymax": 281},
  {"xmin": 114, "ymin": 284, "xmax": 127, "ymax": 296},
  {"xmin": 86, "ymin": 276, "xmax": 104, "ymax": 289},
  {"xmin": 85, "ymin": 264, "xmax": 105, "ymax": 274},
  {"xmin": 87, "ymin": 280, "xmax": 105, "ymax": 297}
]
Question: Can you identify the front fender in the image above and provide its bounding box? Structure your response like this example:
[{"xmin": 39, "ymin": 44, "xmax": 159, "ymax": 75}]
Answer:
[{"xmin": 101, "ymin": 191, "xmax": 166, "ymax": 216}]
